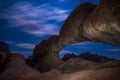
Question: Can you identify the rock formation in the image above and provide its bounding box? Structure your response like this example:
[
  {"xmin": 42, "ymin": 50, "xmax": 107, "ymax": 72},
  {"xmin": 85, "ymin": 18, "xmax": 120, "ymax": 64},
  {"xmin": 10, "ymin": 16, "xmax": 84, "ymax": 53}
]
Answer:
[
  {"xmin": 33, "ymin": 35, "xmax": 63, "ymax": 72},
  {"xmin": 83, "ymin": 0, "xmax": 120, "ymax": 46},
  {"xmin": 59, "ymin": 67, "xmax": 120, "ymax": 80},
  {"xmin": 59, "ymin": 57, "xmax": 120, "ymax": 73},
  {"xmin": 32, "ymin": 0, "xmax": 120, "ymax": 72},
  {"xmin": 0, "ymin": 42, "xmax": 11, "ymax": 72},
  {"xmin": 0, "ymin": 53, "xmax": 41, "ymax": 80}
]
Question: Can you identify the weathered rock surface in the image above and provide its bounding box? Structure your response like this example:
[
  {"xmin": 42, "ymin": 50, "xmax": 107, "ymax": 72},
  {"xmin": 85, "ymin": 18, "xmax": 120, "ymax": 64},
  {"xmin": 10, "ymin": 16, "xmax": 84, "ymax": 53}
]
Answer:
[
  {"xmin": 59, "ymin": 2, "xmax": 96, "ymax": 46},
  {"xmin": 32, "ymin": 0, "xmax": 120, "ymax": 72},
  {"xmin": 59, "ymin": 67, "xmax": 120, "ymax": 80},
  {"xmin": 33, "ymin": 35, "xmax": 63, "ymax": 72},
  {"xmin": 0, "ymin": 52, "xmax": 7, "ymax": 64},
  {"xmin": 84, "ymin": 0, "xmax": 120, "ymax": 45},
  {"xmin": 59, "ymin": 58, "xmax": 95, "ymax": 73},
  {"xmin": 59, "ymin": 57, "xmax": 120, "ymax": 73},
  {"xmin": 0, "ymin": 52, "xmax": 8, "ymax": 72},
  {"xmin": 0, "ymin": 42, "xmax": 11, "ymax": 72},
  {"xmin": 0, "ymin": 53, "xmax": 41, "ymax": 80}
]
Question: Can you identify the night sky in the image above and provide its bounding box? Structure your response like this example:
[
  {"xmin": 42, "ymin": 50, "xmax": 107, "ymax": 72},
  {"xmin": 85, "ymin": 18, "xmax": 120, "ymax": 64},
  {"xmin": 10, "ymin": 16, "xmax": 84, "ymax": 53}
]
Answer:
[{"xmin": 0, "ymin": 0, "xmax": 120, "ymax": 59}]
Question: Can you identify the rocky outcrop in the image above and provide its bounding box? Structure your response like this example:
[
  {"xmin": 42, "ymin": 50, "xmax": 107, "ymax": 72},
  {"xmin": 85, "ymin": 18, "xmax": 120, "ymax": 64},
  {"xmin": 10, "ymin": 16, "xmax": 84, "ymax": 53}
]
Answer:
[
  {"xmin": 0, "ymin": 52, "xmax": 7, "ymax": 64},
  {"xmin": 33, "ymin": 35, "xmax": 59, "ymax": 57},
  {"xmin": 83, "ymin": 0, "xmax": 120, "ymax": 46},
  {"xmin": 59, "ymin": 2, "xmax": 96, "ymax": 47},
  {"xmin": 32, "ymin": 0, "xmax": 120, "ymax": 72},
  {"xmin": 59, "ymin": 0, "xmax": 120, "ymax": 49},
  {"xmin": 33, "ymin": 35, "xmax": 63, "ymax": 72},
  {"xmin": 0, "ymin": 53, "xmax": 41, "ymax": 80},
  {"xmin": 59, "ymin": 57, "xmax": 120, "ymax": 73},
  {"xmin": 0, "ymin": 42, "xmax": 11, "ymax": 72},
  {"xmin": 0, "ymin": 52, "xmax": 8, "ymax": 72},
  {"xmin": 59, "ymin": 58, "xmax": 95, "ymax": 73}
]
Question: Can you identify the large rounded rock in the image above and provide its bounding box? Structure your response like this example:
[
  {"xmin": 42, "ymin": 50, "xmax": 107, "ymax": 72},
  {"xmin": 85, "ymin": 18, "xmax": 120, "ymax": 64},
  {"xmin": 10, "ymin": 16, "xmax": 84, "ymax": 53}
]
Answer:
[
  {"xmin": 33, "ymin": 35, "xmax": 63, "ymax": 72},
  {"xmin": 0, "ymin": 53, "xmax": 41, "ymax": 80}
]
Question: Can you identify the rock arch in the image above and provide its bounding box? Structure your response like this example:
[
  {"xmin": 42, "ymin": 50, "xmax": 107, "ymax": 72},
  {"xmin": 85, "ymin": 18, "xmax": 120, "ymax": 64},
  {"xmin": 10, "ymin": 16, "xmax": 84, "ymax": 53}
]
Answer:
[{"xmin": 33, "ymin": 0, "xmax": 120, "ymax": 72}]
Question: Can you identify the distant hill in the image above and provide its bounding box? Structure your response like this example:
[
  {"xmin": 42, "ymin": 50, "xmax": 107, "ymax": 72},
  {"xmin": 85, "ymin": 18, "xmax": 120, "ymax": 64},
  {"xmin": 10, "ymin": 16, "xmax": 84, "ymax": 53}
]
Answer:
[
  {"xmin": 62, "ymin": 52, "xmax": 115, "ymax": 62},
  {"xmin": 60, "ymin": 57, "xmax": 120, "ymax": 73},
  {"xmin": 59, "ymin": 58, "xmax": 95, "ymax": 73}
]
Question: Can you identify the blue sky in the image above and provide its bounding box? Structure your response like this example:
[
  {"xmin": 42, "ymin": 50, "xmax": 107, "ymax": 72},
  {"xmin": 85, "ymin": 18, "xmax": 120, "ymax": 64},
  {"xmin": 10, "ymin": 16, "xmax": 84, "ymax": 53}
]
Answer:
[{"xmin": 0, "ymin": 0, "xmax": 120, "ymax": 59}]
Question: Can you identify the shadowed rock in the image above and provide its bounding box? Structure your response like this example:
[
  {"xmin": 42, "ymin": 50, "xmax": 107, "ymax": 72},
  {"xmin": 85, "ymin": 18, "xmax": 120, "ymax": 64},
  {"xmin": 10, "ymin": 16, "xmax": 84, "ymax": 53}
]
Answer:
[
  {"xmin": 0, "ymin": 52, "xmax": 7, "ymax": 64},
  {"xmin": 33, "ymin": 35, "xmax": 63, "ymax": 72},
  {"xmin": 0, "ymin": 53, "xmax": 41, "ymax": 80},
  {"xmin": 0, "ymin": 52, "xmax": 8, "ymax": 72},
  {"xmin": 0, "ymin": 42, "xmax": 11, "ymax": 72}
]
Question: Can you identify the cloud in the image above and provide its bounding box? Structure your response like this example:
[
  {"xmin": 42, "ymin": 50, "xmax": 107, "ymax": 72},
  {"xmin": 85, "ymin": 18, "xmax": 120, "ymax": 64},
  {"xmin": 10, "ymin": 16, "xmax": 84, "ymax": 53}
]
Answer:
[
  {"xmin": 16, "ymin": 43, "xmax": 35, "ymax": 49},
  {"xmin": 23, "ymin": 24, "xmax": 59, "ymax": 36},
  {"xmin": 1, "ymin": 2, "xmax": 70, "ymax": 36},
  {"xmin": 107, "ymin": 49, "xmax": 120, "ymax": 51},
  {"xmin": 60, "ymin": 50, "xmax": 74, "ymax": 54},
  {"xmin": 5, "ymin": 41, "xmax": 35, "ymax": 49}
]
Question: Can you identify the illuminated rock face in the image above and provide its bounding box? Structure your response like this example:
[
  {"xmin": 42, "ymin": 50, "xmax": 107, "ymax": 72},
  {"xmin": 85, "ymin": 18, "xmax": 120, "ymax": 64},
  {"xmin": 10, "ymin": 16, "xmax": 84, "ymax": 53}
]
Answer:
[
  {"xmin": 59, "ymin": 0, "xmax": 120, "ymax": 53},
  {"xmin": 33, "ymin": 0, "xmax": 120, "ymax": 72},
  {"xmin": 84, "ymin": 0, "xmax": 120, "ymax": 46}
]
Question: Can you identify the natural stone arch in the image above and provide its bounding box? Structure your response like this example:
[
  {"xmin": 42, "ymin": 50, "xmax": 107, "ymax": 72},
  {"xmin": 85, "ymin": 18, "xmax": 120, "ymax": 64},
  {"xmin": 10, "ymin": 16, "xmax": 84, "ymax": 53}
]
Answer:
[
  {"xmin": 33, "ymin": 0, "xmax": 120, "ymax": 72},
  {"xmin": 57, "ymin": 0, "xmax": 120, "ymax": 56}
]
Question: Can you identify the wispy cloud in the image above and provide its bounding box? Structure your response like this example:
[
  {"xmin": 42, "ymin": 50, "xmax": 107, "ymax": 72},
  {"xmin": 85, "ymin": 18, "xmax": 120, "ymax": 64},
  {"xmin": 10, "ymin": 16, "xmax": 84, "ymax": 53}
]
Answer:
[
  {"xmin": 1, "ymin": 2, "xmax": 70, "ymax": 36},
  {"xmin": 107, "ymin": 49, "xmax": 120, "ymax": 51},
  {"xmin": 60, "ymin": 50, "xmax": 74, "ymax": 54},
  {"xmin": 5, "ymin": 41, "xmax": 35, "ymax": 49},
  {"xmin": 16, "ymin": 43, "xmax": 35, "ymax": 49},
  {"xmin": 59, "ymin": 50, "xmax": 77, "ymax": 58}
]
